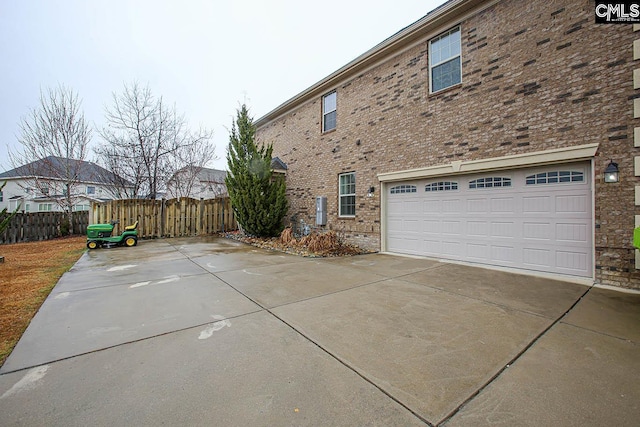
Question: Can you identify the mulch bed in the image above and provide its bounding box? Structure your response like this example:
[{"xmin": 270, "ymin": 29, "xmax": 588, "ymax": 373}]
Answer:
[{"xmin": 222, "ymin": 230, "xmax": 375, "ymax": 257}]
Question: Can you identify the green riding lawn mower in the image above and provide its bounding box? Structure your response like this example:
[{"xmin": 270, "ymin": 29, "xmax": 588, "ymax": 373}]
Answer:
[{"xmin": 86, "ymin": 220, "xmax": 138, "ymax": 249}]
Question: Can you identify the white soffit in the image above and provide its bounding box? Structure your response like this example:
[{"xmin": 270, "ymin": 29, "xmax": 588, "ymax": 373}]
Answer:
[{"xmin": 377, "ymin": 143, "xmax": 599, "ymax": 182}]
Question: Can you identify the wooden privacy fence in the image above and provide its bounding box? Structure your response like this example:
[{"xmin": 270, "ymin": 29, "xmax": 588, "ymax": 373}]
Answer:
[
  {"xmin": 1, "ymin": 211, "xmax": 89, "ymax": 244},
  {"xmin": 90, "ymin": 197, "xmax": 237, "ymax": 239}
]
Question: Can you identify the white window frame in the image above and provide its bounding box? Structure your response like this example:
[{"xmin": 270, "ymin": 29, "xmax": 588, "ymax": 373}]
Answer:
[
  {"xmin": 322, "ymin": 91, "xmax": 337, "ymax": 132},
  {"xmin": 86, "ymin": 186, "xmax": 96, "ymax": 195},
  {"xmin": 38, "ymin": 203, "xmax": 53, "ymax": 212},
  {"xmin": 338, "ymin": 172, "xmax": 355, "ymax": 217},
  {"xmin": 429, "ymin": 26, "xmax": 462, "ymax": 93}
]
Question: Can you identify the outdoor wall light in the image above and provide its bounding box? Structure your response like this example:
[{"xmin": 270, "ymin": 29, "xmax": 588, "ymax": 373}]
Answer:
[
  {"xmin": 604, "ymin": 160, "xmax": 619, "ymax": 183},
  {"xmin": 367, "ymin": 186, "xmax": 375, "ymax": 198}
]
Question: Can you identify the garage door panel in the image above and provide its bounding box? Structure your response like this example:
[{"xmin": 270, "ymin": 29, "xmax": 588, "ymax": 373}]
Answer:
[
  {"xmin": 555, "ymin": 195, "xmax": 588, "ymax": 214},
  {"xmin": 556, "ymin": 250, "xmax": 588, "ymax": 272},
  {"xmin": 491, "ymin": 222, "xmax": 515, "ymax": 238},
  {"xmin": 422, "ymin": 239, "xmax": 442, "ymax": 255},
  {"xmin": 523, "ymin": 196, "xmax": 551, "ymax": 213},
  {"xmin": 423, "ymin": 220, "xmax": 440, "ymax": 233},
  {"xmin": 523, "ymin": 222, "xmax": 552, "ymax": 240},
  {"xmin": 467, "ymin": 198, "xmax": 488, "ymax": 212},
  {"xmin": 423, "ymin": 200, "xmax": 440, "ymax": 213},
  {"xmin": 468, "ymin": 221, "xmax": 489, "ymax": 236},
  {"xmin": 491, "ymin": 245, "xmax": 516, "ymax": 263},
  {"xmin": 442, "ymin": 199, "xmax": 462, "ymax": 212},
  {"xmin": 386, "ymin": 162, "xmax": 593, "ymax": 278},
  {"xmin": 404, "ymin": 220, "xmax": 420, "ymax": 232},
  {"xmin": 491, "ymin": 197, "xmax": 515, "ymax": 213},
  {"xmin": 442, "ymin": 241, "xmax": 462, "ymax": 257},
  {"xmin": 467, "ymin": 243, "xmax": 489, "ymax": 260},
  {"xmin": 442, "ymin": 221, "xmax": 462, "ymax": 235},
  {"xmin": 556, "ymin": 223, "xmax": 588, "ymax": 242},
  {"xmin": 523, "ymin": 248, "xmax": 552, "ymax": 267}
]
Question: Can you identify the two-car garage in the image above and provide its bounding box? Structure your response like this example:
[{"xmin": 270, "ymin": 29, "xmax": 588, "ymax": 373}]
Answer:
[{"xmin": 381, "ymin": 154, "xmax": 594, "ymax": 279}]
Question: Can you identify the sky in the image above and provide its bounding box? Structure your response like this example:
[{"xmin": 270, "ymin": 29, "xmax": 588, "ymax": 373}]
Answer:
[{"xmin": 0, "ymin": 0, "xmax": 443, "ymax": 172}]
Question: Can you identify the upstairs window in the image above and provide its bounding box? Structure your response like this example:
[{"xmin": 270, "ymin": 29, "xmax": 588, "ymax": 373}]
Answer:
[
  {"xmin": 339, "ymin": 172, "xmax": 355, "ymax": 217},
  {"xmin": 430, "ymin": 27, "xmax": 462, "ymax": 93},
  {"xmin": 87, "ymin": 186, "xmax": 96, "ymax": 195},
  {"xmin": 0, "ymin": 190, "xmax": 2, "ymax": 202},
  {"xmin": 322, "ymin": 91, "xmax": 337, "ymax": 132}
]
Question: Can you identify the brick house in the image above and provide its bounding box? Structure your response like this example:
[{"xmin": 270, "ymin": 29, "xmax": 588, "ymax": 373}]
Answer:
[{"xmin": 255, "ymin": 0, "xmax": 640, "ymax": 289}]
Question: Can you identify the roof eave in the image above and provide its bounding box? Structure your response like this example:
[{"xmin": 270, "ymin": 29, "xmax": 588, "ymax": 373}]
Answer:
[{"xmin": 255, "ymin": 0, "xmax": 484, "ymax": 128}]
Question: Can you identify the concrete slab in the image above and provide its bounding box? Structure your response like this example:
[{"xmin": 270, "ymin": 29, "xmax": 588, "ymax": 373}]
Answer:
[
  {"xmin": 322, "ymin": 253, "xmax": 443, "ymax": 278},
  {"xmin": 273, "ymin": 279, "xmax": 551, "ymax": 424},
  {"xmin": 53, "ymin": 257, "xmax": 205, "ymax": 292},
  {"xmin": 3, "ymin": 237, "xmax": 638, "ymax": 426},
  {"xmin": 77, "ymin": 240, "xmax": 187, "ymax": 268},
  {"xmin": 1, "ymin": 273, "xmax": 260, "ymax": 373},
  {"xmin": 562, "ymin": 287, "xmax": 640, "ymax": 342},
  {"xmin": 216, "ymin": 259, "xmax": 386, "ymax": 308},
  {"xmin": 402, "ymin": 263, "xmax": 588, "ymax": 318},
  {"xmin": 444, "ymin": 323, "xmax": 640, "ymax": 426},
  {"xmin": 166, "ymin": 236, "xmax": 254, "ymax": 258},
  {"xmin": 190, "ymin": 249, "xmax": 306, "ymax": 273},
  {"xmin": 0, "ymin": 312, "xmax": 425, "ymax": 427}
]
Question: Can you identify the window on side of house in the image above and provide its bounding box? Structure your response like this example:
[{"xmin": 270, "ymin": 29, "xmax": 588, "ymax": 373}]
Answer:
[
  {"xmin": 38, "ymin": 203, "xmax": 52, "ymax": 212},
  {"xmin": 87, "ymin": 186, "xmax": 96, "ymax": 195},
  {"xmin": 0, "ymin": 190, "xmax": 3, "ymax": 202},
  {"xmin": 322, "ymin": 91, "xmax": 337, "ymax": 132},
  {"xmin": 429, "ymin": 26, "xmax": 462, "ymax": 93},
  {"xmin": 339, "ymin": 172, "xmax": 355, "ymax": 217}
]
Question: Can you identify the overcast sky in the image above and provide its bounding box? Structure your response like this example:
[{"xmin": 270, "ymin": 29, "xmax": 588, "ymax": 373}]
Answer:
[{"xmin": 0, "ymin": 0, "xmax": 443, "ymax": 172}]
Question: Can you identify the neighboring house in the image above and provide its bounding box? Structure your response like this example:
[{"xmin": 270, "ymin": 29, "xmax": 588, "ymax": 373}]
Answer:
[
  {"xmin": 255, "ymin": 0, "xmax": 640, "ymax": 290},
  {"xmin": 0, "ymin": 156, "xmax": 131, "ymax": 213},
  {"xmin": 166, "ymin": 159, "xmax": 287, "ymax": 200},
  {"xmin": 166, "ymin": 166, "xmax": 228, "ymax": 199}
]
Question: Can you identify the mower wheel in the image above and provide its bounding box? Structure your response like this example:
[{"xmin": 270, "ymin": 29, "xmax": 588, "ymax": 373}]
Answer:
[
  {"xmin": 87, "ymin": 240, "xmax": 99, "ymax": 250},
  {"xmin": 124, "ymin": 236, "xmax": 138, "ymax": 247}
]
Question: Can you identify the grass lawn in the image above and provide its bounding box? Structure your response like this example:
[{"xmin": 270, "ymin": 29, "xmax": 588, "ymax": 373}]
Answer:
[{"xmin": 0, "ymin": 236, "xmax": 86, "ymax": 367}]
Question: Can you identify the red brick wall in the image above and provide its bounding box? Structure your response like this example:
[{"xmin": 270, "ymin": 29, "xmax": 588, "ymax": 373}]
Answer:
[{"xmin": 256, "ymin": 0, "xmax": 640, "ymax": 289}]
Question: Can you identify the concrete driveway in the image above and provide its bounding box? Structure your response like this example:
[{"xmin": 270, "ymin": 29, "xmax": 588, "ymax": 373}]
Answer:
[{"xmin": 1, "ymin": 237, "xmax": 639, "ymax": 426}]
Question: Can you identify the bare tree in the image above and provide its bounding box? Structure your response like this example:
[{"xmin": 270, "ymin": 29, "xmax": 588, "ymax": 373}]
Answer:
[
  {"xmin": 165, "ymin": 128, "xmax": 217, "ymax": 198},
  {"xmin": 96, "ymin": 82, "xmax": 215, "ymax": 199},
  {"xmin": 10, "ymin": 85, "xmax": 91, "ymax": 232}
]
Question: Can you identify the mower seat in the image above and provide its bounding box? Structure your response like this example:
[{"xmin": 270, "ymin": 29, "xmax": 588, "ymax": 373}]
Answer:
[{"xmin": 124, "ymin": 221, "xmax": 138, "ymax": 231}]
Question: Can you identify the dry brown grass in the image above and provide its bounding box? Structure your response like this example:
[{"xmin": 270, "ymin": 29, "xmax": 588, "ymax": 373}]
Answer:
[{"xmin": 0, "ymin": 236, "xmax": 86, "ymax": 367}]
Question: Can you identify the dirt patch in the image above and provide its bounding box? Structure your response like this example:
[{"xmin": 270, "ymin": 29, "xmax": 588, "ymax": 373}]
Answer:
[
  {"xmin": 0, "ymin": 236, "xmax": 86, "ymax": 367},
  {"xmin": 223, "ymin": 229, "xmax": 376, "ymax": 257}
]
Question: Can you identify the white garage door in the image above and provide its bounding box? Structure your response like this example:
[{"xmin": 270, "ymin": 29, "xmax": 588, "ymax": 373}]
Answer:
[{"xmin": 386, "ymin": 162, "xmax": 592, "ymax": 277}]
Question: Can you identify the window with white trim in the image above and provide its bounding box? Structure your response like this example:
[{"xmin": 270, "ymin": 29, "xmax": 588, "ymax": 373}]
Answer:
[
  {"xmin": 469, "ymin": 177, "xmax": 512, "ymax": 189},
  {"xmin": 339, "ymin": 172, "xmax": 355, "ymax": 217},
  {"xmin": 38, "ymin": 203, "xmax": 53, "ymax": 212},
  {"xmin": 430, "ymin": 27, "xmax": 462, "ymax": 93},
  {"xmin": 425, "ymin": 181, "xmax": 458, "ymax": 192},
  {"xmin": 525, "ymin": 171, "xmax": 584, "ymax": 185},
  {"xmin": 390, "ymin": 185, "xmax": 417, "ymax": 194},
  {"xmin": 322, "ymin": 91, "xmax": 337, "ymax": 132},
  {"xmin": 87, "ymin": 186, "xmax": 96, "ymax": 195},
  {"xmin": 0, "ymin": 190, "xmax": 3, "ymax": 202}
]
